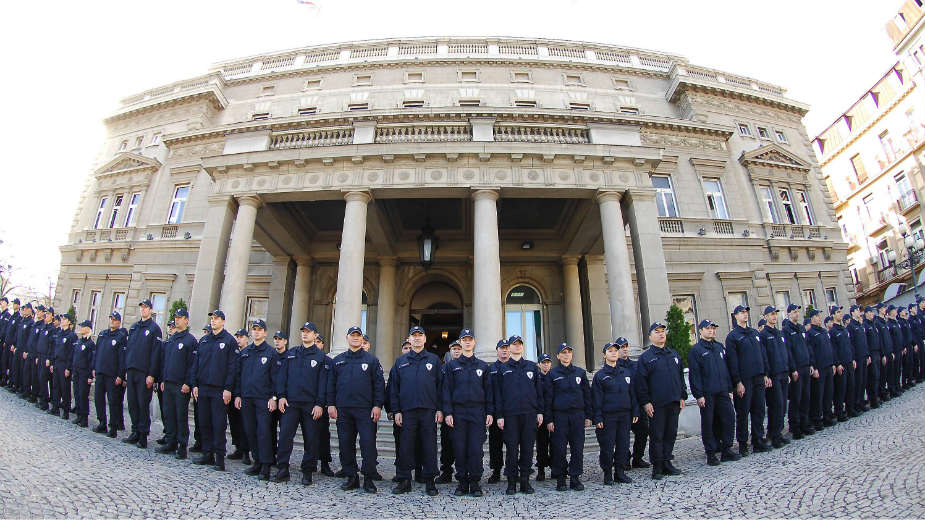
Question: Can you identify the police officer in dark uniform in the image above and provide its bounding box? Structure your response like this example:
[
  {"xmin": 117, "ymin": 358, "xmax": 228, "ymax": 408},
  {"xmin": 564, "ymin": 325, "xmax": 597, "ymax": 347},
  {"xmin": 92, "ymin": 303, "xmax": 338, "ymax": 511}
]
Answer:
[
  {"xmin": 535, "ymin": 352, "xmax": 552, "ymax": 481},
  {"xmin": 269, "ymin": 331, "xmax": 289, "ymax": 461},
  {"xmin": 899, "ymin": 306, "xmax": 915, "ymax": 389},
  {"xmin": 807, "ymin": 309, "xmax": 836, "ymax": 429},
  {"xmin": 93, "ymin": 312, "xmax": 127, "ymax": 437},
  {"xmin": 635, "ymin": 322, "xmax": 688, "ymax": 480},
  {"xmin": 886, "ymin": 305, "xmax": 904, "ymax": 397},
  {"xmin": 912, "ymin": 301, "xmax": 925, "ymax": 382},
  {"xmin": 122, "ymin": 299, "xmax": 163, "ymax": 448},
  {"xmin": 689, "ymin": 320, "xmax": 738, "ymax": 465},
  {"xmin": 619, "ymin": 339, "xmax": 649, "ymax": 470},
  {"xmin": 864, "ymin": 306, "xmax": 883, "ymax": 409},
  {"xmin": 593, "ymin": 339, "xmax": 638, "ymax": 484},
  {"xmin": 546, "ymin": 342, "xmax": 592, "ymax": 492},
  {"xmin": 33, "ymin": 308, "xmax": 55, "ymax": 411},
  {"xmin": 906, "ymin": 303, "xmax": 922, "ymax": 386},
  {"xmin": 328, "ymin": 326, "xmax": 385, "ymax": 493},
  {"xmin": 4, "ymin": 299, "xmax": 22, "ymax": 390},
  {"xmin": 441, "ymin": 328, "xmax": 493, "ymax": 497},
  {"xmin": 486, "ymin": 339, "xmax": 509, "ymax": 484},
  {"xmin": 50, "ymin": 314, "xmax": 77, "ymax": 419},
  {"xmin": 386, "ymin": 339, "xmax": 414, "ymax": 483},
  {"xmin": 313, "ymin": 333, "xmax": 336, "ymax": 477},
  {"xmin": 15, "ymin": 303, "xmax": 35, "ymax": 397},
  {"xmin": 234, "ymin": 320, "xmax": 277, "ymax": 480},
  {"xmin": 23, "ymin": 305, "xmax": 46, "ymax": 402},
  {"xmin": 494, "ymin": 335, "xmax": 545, "ymax": 495},
  {"xmin": 436, "ymin": 340, "xmax": 462, "ymax": 485},
  {"xmin": 155, "ymin": 308, "xmax": 196, "ymax": 459},
  {"xmin": 759, "ymin": 306, "xmax": 794, "ymax": 447},
  {"xmin": 874, "ymin": 304, "xmax": 894, "ymax": 401},
  {"xmin": 724, "ymin": 305, "xmax": 771, "ymax": 455},
  {"xmin": 73, "ymin": 320, "xmax": 96, "ymax": 427},
  {"xmin": 0, "ymin": 297, "xmax": 11, "ymax": 387},
  {"xmin": 846, "ymin": 305, "xmax": 870, "ymax": 416},
  {"xmin": 829, "ymin": 306, "xmax": 854, "ymax": 422},
  {"xmin": 227, "ymin": 328, "xmax": 251, "ymax": 466},
  {"xmin": 391, "ymin": 326, "xmax": 443, "ymax": 496},
  {"xmin": 190, "ymin": 309, "xmax": 237, "ymax": 470}
]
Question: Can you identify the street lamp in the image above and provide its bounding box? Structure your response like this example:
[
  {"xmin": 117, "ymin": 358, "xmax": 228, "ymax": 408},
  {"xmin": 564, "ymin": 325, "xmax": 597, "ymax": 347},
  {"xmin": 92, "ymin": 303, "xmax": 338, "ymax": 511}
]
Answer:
[
  {"xmin": 893, "ymin": 224, "xmax": 925, "ymax": 301},
  {"xmin": 417, "ymin": 221, "xmax": 439, "ymax": 270}
]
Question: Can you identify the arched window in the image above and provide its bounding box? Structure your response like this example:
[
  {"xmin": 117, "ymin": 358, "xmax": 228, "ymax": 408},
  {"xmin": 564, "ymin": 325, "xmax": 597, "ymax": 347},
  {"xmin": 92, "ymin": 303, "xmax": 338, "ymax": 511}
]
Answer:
[
  {"xmin": 505, "ymin": 285, "xmax": 543, "ymax": 361},
  {"xmin": 330, "ymin": 290, "xmax": 368, "ymax": 339}
]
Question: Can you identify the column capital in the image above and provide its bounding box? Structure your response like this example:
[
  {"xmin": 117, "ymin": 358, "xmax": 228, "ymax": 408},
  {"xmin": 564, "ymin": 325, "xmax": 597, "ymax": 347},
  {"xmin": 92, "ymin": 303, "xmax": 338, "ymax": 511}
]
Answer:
[
  {"xmin": 626, "ymin": 187, "xmax": 658, "ymax": 202},
  {"xmin": 293, "ymin": 255, "xmax": 313, "ymax": 266},
  {"xmin": 236, "ymin": 193, "xmax": 263, "ymax": 208},
  {"xmin": 207, "ymin": 194, "xmax": 234, "ymax": 205},
  {"xmin": 343, "ymin": 190, "xmax": 372, "ymax": 204},
  {"xmin": 379, "ymin": 256, "xmax": 398, "ymax": 267},
  {"xmin": 561, "ymin": 255, "xmax": 581, "ymax": 266},
  {"xmin": 471, "ymin": 188, "xmax": 500, "ymax": 201},
  {"xmin": 594, "ymin": 190, "xmax": 624, "ymax": 204},
  {"xmin": 585, "ymin": 254, "xmax": 606, "ymax": 266}
]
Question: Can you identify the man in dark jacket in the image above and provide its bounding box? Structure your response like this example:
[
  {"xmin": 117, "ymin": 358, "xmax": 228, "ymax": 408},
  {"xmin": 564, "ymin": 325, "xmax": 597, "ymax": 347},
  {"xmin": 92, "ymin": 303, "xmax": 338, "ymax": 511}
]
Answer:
[
  {"xmin": 191, "ymin": 309, "xmax": 237, "ymax": 470},
  {"xmin": 545, "ymin": 342, "xmax": 592, "ymax": 492},
  {"xmin": 829, "ymin": 306, "xmax": 854, "ymax": 422},
  {"xmin": 51, "ymin": 314, "xmax": 77, "ymax": 419},
  {"xmin": 593, "ymin": 338, "xmax": 639, "ymax": 485},
  {"xmin": 724, "ymin": 306, "xmax": 771, "ymax": 455},
  {"xmin": 846, "ymin": 305, "xmax": 870, "ymax": 415},
  {"xmin": 155, "ymin": 308, "xmax": 196, "ymax": 459},
  {"xmin": 689, "ymin": 320, "xmax": 738, "ymax": 464},
  {"xmin": 94, "ymin": 313, "xmax": 128, "ymax": 437},
  {"xmin": 759, "ymin": 306, "xmax": 795, "ymax": 448},
  {"xmin": 122, "ymin": 300, "xmax": 163, "ymax": 448},
  {"xmin": 807, "ymin": 309, "xmax": 836, "ymax": 429}
]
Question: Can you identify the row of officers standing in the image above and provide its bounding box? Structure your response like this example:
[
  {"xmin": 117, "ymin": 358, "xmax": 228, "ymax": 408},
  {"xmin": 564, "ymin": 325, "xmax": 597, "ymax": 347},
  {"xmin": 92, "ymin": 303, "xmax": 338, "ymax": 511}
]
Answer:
[{"xmin": 0, "ymin": 295, "xmax": 922, "ymax": 495}]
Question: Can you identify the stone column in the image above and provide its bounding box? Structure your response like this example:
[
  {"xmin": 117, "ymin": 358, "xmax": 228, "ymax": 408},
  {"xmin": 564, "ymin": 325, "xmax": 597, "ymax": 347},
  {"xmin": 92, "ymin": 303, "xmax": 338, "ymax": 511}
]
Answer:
[
  {"xmin": 189, "ymin": 195, "xmax": 235, "ymax": 323},
  {"xmin": 625, "ymin": 188, "xmax": 672, "ymax": 333},
  {"xmin": 289, "ymin": 256, "xmax": 313, "ymax": 342},
  {"xmin": 472, "ymin": 189, "xmax": 503, "ymax": 359},
  {"xmin": 331, "ymin": 191, "xmax": 371, "ymax": 354},
  {"xmin": 219, "ymin": 194, "xmax": 262, "ymax": 330},
  {"xmin": 561, "ymin": 255, "xmax": 587, "ymax": 367},
  {"xmin": 375, "ymin": 257, "xmax": 398, "ymax": 370},
  {"xmin": 596, "ymin": 191, "xmax": 640, "ymax": 347}
]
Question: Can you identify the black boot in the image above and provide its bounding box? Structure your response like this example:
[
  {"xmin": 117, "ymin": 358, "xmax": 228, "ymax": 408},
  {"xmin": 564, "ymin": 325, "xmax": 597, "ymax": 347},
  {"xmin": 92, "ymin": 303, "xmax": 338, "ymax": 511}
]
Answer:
[
  {"xmin": 506, "ymin": 478, "xmax": 518, "ymax": 495},
  {"xmin": 536, "ymin": 467, "xmax": 546, "ymax": 481},
  {"xmin": 301, "ymin": 471, "xmax": 314, "ymax": 486},
  {"xmin": 320, "ymin": 462, "xmax": 335, "ymax": 477},
  {"xmin": 341, "ymin": 474, "xmax": 359, "ymax": 491},
  {"xmin": 435, "ymin": 470, "xmax": 453, "ymax": 484},
  {"xmin": 228, "ymin": 448, "xmax": 244, "ymax": 460},
  {"xmin": 271, "ymin": 465, "xmax": 290, "ymax": 483},
  {"xmin": 175, "ymin": 445, "xmax": 187, "ymax": 460},
  {"xmin": 335, "ymin": 468, "xmax": 347, "ymax": 478},
  {"xmin": 107, "ymin": 428, "xmax": 117, "ymax": 439},
  {"xmin": 155, "ymin": 443, "xmax": 177, "ymax": 454},
  {"xmin": 156, "ymin": 435, "xmax": 168, "ymax": 445},
  {"xmin": 487, "ymin": 468, "xmax": 502, "ymax": 484},
  {"xmin": 469, "ymin": 480, "xmax": 483, "ymax": 497},
  {"xmin": 425, "ymin": 478, "xmax": 438, "ymax": 496},
  {"xmin": 603, "ymin": 471, "xmax": 614, "ymax": 485},
  {"xmin": 212, "ymin": 455, "xmax": 225, "ymax": 471},
  {"xmin": 135, "ymin": 435, "xmax": 147, "ymax": 449},
  {"xmin": 569, "ymin": 477, "xmax": 584, "ymax": 491},
  {"xmin": 707, "ymin": 452, "xmax": 721, "ymax": 466},
  {"xmin": 453, "ymin": 480, "xmax": 469, "ymax": 496},
  {"xmin": 245, "ymin": 462, "xmax": 262, "ymax": 476},
  {"xmin": 556, "ymin": 477, "xmax": 568, "ymax": 491},
  {"xmin": 738, "ymin": 442, "xmax": 750, "ymax": 457},
  {"xmin": 78, "ymin": 417, "xmax": 89, "ymax": 428},
  {"xmin": 62, "ymin": 411, "xmax": 69, "ymax": 420},
  {"xmin": 193, "ymin": 453, "xmax": 215, "ymax": 466},
  {"xmin": 664, "ymin": 461, "xmax": 681, "ymax": 476},
  {"xmin": 93, "ymin": 424, "xmax": 108, "ymax": 434},
  {"xmin": 391, "ymin": 479, "xmax": 412, "ymax": 494},
  {"xmin": 190, "ymin": 441, "xmax": 203, "ymax": 453},
  {"xmin": 632, "ymin": 458, "xmax": 651, "ymax": 469},
  {"xmin": 123, "ymin": 432, "xmax": 140, "ymax": 444},
  {"xmin": 241, "ymin": 454, "xmax": 252, "ymax": 466},
  {"xmin": 614, "ymin": 469, "xmax": 632, "ymax": 483},
  {"xmin": 651, "ymin": 463, "xmax": 664, "ymax": 480},
  {"xmin": 362, "ymin": 476, "xmax": 377, "ymax": 494},
  {"xmin": 258, "ymin": 464, "xmax": 271, "ymax": 481}
]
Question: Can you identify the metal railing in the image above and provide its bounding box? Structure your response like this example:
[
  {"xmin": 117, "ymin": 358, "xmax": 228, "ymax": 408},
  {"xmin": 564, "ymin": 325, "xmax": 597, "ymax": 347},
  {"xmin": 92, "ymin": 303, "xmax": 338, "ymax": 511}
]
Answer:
[{"xmin": 269, "ymin": 127, "xmax": 354, "ymax": 149}]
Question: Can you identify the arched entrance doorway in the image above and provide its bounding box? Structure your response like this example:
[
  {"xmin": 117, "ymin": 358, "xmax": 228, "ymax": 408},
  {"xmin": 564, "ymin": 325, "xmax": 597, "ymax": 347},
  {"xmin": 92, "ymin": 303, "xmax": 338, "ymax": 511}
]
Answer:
[
  {"xmin": 504, "ymin": 284, "xmax": 544, "ymax": 361},
  {"xmin": 409, "ymin": 281, "xmax": 464, "ymax": 360}
]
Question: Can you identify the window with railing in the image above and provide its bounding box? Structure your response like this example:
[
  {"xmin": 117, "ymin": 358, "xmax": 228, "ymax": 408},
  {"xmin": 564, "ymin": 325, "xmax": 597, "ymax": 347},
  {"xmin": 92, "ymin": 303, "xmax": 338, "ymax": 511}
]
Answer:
[
  {"xmin": 92, "ymin": 197, "xmax": 108, "ymax": 230},
  {"xmin": 703, "ymin": 179, "xmax": 729, "ymax": 220},
  {"xmin": 652, "ymin": 176, "xmax": 679, "ymax": 217},
  {"xmin": 167, "ymin": 185, "xmax": 190, "ymax": 224},
  {"xmin": 797, "ymin": 190, "xmax": 815, "ymax": 225},
  {"xmin": 896, "ymin": 172, "xmax": 918, "ymax": 210},
  {"xmin": 108, "ymin": 195, "xmax": 123, "ymax": 229},
  {"xmin": 760, "ymin": 186, "xmax": 780, "ymax": 223},
  {"xmin": 779, "ymin": 189, "xmax": 798, "ymax": 224},
  {"xmin": 124, "ymin": 192, "xmax": 140, "ymax": 227}
]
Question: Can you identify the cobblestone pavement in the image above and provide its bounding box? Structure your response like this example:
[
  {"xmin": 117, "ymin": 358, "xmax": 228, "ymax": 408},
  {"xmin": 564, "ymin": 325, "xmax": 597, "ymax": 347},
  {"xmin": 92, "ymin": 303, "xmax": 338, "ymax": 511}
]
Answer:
[{"xmin": 0, "ymin": 386, "xmax": 923, "ymax": 519}]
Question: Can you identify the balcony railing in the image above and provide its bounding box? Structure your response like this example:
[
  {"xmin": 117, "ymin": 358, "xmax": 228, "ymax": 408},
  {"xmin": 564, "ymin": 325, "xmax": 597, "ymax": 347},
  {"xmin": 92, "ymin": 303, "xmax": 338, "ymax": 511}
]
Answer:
[
  {"xmin": 769, "ymin": 224, "xmax": 788, "ymax": 238},
  {"xmin": 269, "ymin": 127, "xmax": 354, "ymax": 149},
  {"xmin": 659, "ymin": 218, "xmax": 684, "ymax": 234},
  {"xmin": 712, "ymin": 220, "xmax": 734, "ymax": 235},
  {"xmin": 898, "ymin": 190, "xmax": 919, "ymax": 212},
  {"xmin": 494, "ymin": 124, "xmax": 589, "ymax": 144},
  {"xmin": 375, "ymin": 123, "xmax": 471, "ymax": 143},
  {"xmin": 161, "ymin": 225, "xmax": 178, "ymax": 239}
]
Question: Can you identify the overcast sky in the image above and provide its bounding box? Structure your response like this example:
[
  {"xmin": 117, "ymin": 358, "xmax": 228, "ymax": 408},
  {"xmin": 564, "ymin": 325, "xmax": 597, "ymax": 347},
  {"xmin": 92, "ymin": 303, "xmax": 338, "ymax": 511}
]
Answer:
[{"xmin": 0, "ymin": 0, "xmax": 903, "ymax": 296}]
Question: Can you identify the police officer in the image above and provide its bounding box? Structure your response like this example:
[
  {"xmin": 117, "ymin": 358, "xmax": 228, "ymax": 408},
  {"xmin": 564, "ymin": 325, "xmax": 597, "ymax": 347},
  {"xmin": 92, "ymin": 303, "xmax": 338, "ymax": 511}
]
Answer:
[
  {"xmin": 535, "ymin": 352, "xmax": 552, "ymax": 481},
  {"xmin": 122, "ymin": 299, "xmax": 163, "ymax": 448},
  {"xmin": 759, "ymin": 306, "xmax": 794, "ymax": 447},
  {"xmin": 24, "ymin": 304, "xmax": 46, "ymax": 402},
  {"xmin": 494, "ymin": 335, "xmax": 545, "ymax": 495},
  {"xmin": 436, "ymin": 340, "xmax": 462, "ymax": 485},
  {"xmin": 829, "ymin": 306, "xmax": 854, "ymax": 422},
  {"xmin": 156, "ymin": 308, "xmax": 196, "ymax": 459},
  {"xmin": 441, "ymin": 328, "xmax": 492, "ymax": 497},
  {"xmin": 546, "ymin": 342, "xmax": 592, "ymax": 491},
  {"xmin": 328, "ymin": 326, "xmax": 385, "ymax": 493},
  {"xmin": 906, "ymin": 303, "xmax": 922, "ymax": 386},
  {"xmin": 0, "ymin": 297, "xmax": 10, "ymax": 388},
  {"xmin": 4, "ymin": 299, "xmax": 22, "ymax": 390},
  {"xmin": 72, "ymin": 320, "xmax": 96, "ymax": 427},
  {"xmin": 50, "ymin": 313, "xmax": 77, "ymax": 419},
  {"xmin": 689, "ymin": 320, "xmax": 738, "ymax": 465},
  {"xmin": 386, "ymin": 339, "xmax": 414, "ymax": 483},
  {"xmin": 899, "ymin": 306, "xmax": 915, "ymax": 389},
  {"xmin": 234, "ymin": 320, "xmax": 278, "ymax": 480},
  {"xmin": 14, "ymin": 302, "xmax": 35, "ymax": 397},
  {"xmin": 33, "ymin": 308, "xmax": 55, "ymax": 411},
  {"xmin": 593, "ymin": 339, "xmax": 638, "ymax": 484},
  {"xmin": 846, "ymin": 305, "xmax": 870, "ymax": 416},
  {"xmin": 93, "ymin": 312, "xmax": 127, "ymax": 437},
  {"xmin": 391, "ymin": 326, "xmax": 443, "ymax": 496},
  {"xmin": 807, "ymin": 309, "xmax": 836, "ymax": 429},
  {"xmin": 313, "ymin": 333, "xmax": 336, "ymax": 477},
  {"xmin": 619, "ymin": 340, "xmax": 649, "ymax": 470},
  {"xmin": 886, "ymin": 305, "xmax": 904, "ymax": 398},
  {"xmin": 191, "ymin": 309, "xmax": 237, "ymax": 470},
  {"xmin": 227, "ymin": 328, "xmax": 251, "ymax": 466},
  {"xmin": 874, "ymin": 304, "xmax": 895, "ymax": 402},
  {"xmin": 914, "ymin": 300, "xmax": 925, "ymax": 382},
  {"xmin": 635, "ymin": 322, "xmax": 688, "ymax": 480},
  {"xmin": 724, "ymin": 305, "xmax": 771, "ymax": 455},
  {"xmin": 862, "ymin": 306, "xmax": 881, "ymax": 409},
  {"xmin": 268, "ymin": 331, "xmax": 289, "ymax": 462},
  {"xmin": 486, "ymin": 339, "xmax": 509, "ymax": 484}
]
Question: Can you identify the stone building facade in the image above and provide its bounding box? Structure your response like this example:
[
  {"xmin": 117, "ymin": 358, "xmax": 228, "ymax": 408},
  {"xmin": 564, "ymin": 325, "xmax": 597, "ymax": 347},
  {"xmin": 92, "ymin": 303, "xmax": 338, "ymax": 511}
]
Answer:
[{"xmin": 55, "ymin": 37, "xmax": 852, "ymax": 369}]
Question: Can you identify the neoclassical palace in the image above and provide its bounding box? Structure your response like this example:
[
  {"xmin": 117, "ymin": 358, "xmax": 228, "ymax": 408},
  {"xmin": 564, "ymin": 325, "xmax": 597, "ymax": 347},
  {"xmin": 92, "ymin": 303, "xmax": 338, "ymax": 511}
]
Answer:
[{"xmin": 55, "ymin": 37, "xmax": 853, "ymax": 368}]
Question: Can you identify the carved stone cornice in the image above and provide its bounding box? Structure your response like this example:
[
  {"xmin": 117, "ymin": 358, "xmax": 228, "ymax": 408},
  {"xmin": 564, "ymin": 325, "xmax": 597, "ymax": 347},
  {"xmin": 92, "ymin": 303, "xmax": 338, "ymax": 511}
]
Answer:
[{"xmin": 94, "ymin": 152, "xmax": 162, "ymax": 179}]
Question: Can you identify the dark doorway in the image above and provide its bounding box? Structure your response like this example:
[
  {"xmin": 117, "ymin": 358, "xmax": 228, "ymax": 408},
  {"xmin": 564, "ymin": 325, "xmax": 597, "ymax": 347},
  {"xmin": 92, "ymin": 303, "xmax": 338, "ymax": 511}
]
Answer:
[{"xmin": 409, "ymin": 282, "xmax": 464, "ymax": 361}]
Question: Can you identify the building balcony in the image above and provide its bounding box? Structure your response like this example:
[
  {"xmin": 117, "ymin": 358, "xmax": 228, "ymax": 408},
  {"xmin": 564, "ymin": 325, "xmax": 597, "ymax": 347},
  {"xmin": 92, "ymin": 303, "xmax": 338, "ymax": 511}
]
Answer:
[{"xmin": 898, "ymin": 190, "xmax": 919, "ymax": 213}]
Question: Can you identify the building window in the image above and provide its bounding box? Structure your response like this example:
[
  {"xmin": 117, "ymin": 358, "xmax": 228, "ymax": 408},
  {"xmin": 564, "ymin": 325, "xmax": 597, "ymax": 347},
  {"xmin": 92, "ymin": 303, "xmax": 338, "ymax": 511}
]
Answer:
[
  {"xmin": 779, "ymin": 189, "xmax": 798, "ymax": 224},
  {"xmin": 72, "ymin": 290, "xmax": 81, "ymax": 308},
  {"xmin": 92, "ymin": 197, "xmax": 108, "ymax": 230},
  {"xmin": 862, "ymin": 194, "xmax": 875, "ymax": 220},
  {"xmin": 825, "ymin": 287, "xmax": 838, "ymax": 307},
  {"xmin": 760, "ymin": 186, "xmax": 780, "ymax": 223},
  {"xmin": 402, "ymin": 100, "xmax": 425, "ymax": 109},
  {"xmin": 801, "ymin": 289, "xmax": 816, "ymax": 309},
  {"xmin": 167, "ymin": 185, "xmax": 190, "ymax": 224},
  {"xmin": 108, "ymin": 195, "xmax": 123, "ymax": 229},
  {"xmin": 297, "ymin": 107, "xmax": 317, "ymax": 116},
  {"xmin": 738, "ymin": 123, "xmax": 752, "ymax": 137},
  {"xmin": 568, "ymin": 102, "xmax": 591, "ymax": 110},
  {"xmin": 260, "ymin": 85, "xmax": 276, "ymax": 96},
  {"xmin": 514, "ymin": 100, "xmax": 537, "ymax": 108},
  {"xmin": 880, "ymin": 130, "xmax": 896, "ymax": 163},
  {"xmin": 118, "ymin": 140, "xmax": 127, "ymax": 152},
  {"xmin": 727, "ymin": 292, "xmax": 749, "ymax": 326},
  {"xmin": 910, "ymin": 218, "xmax": 924, "ymax": 241},
  {"xmin": 150, "ymin": 293, "xmax": 167, "ymax": 330},
  {"xmin": 458, "ymin": 99, "xmax": 481, "ymax": 107},
  {"xmin": 703, "ymin": 179, "xmax": 730, "ymax": 219},
  {"xmin": 619, "ymin": 106, "xmax": 639, "ymax": 115},
  {"xmin": 134, "ymin": 136, "xmax": 144, "ymax": 149},
  {"xmin": 896, "ymin": 172, "xmax": 918, "ymax": 210},
  {"xmin": 304, "ymin": 78, "xmax": 322, "ymax": 90},
  {"xmin": 774, "ymin": 291, "xmax": 791, "ymax": 311},
  {"xmin": 613, "ymin": 78, "xmax": 631, "ymax": 90},
  {"xmin": 651, "ymin": 176, "xmax": 679, "ymax": 217},
  {"xmin": 672, "ymin": 295, "xmax": 698, "ymax": 344},
  {"xmin": 563, "ymin": 73, "xmax": 584, "ymax": 85},
  {"xmin": 405, "ymin": 71, "xmax": 424, "ymax": 83},
  {"xmin": 245, "ymin": 297, "xmax": 268, "ymax": 330},
  {"xmin": 458, "ymin": 70, "xmax": 479, "ymax": 82},
  {"xmin": 347, "ymin": 103, "xmax": 369, "ymax": 111},
  {"xmin": 511, "ymin": 71, "xmax": 532, "ymax": 83},
  {"xmin": 89, "ymin": 291, "xmax": 102, "ymax": 331},
  {"xmin": 775, "ymin": 129, "xmax": 789, "ymax": 144},
  {"xmin": 504, "ymin": 285, "xmax": 543, "ymax": 362},
  {"xmin": 877, "ymin": 239, "xmax": 893, "ymax": 267},
  {"xmin": 850, "ymin": 154, "xmax": 868, "ymax": 183},
  {"xmin": 757, "ymin": 126, "xmax": 771, "ymax": 140},
  {"xmin": 251, "ymin": 113, "xmax": 270, "ymax": 121},
  {"xmin": 353, "ymin": 74, "xmax": 372, "ymax": 86},
  {"xmin": 124, "ymin": 192, "xmax": 140, "ymax": 227},
  {"xmin": 796, "ymin": 190, "xmax": 815, "ymax": 225},
  {"xmin": 112, "ymin": 292, "xmax": 126, "ymax": 319}
]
